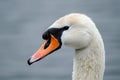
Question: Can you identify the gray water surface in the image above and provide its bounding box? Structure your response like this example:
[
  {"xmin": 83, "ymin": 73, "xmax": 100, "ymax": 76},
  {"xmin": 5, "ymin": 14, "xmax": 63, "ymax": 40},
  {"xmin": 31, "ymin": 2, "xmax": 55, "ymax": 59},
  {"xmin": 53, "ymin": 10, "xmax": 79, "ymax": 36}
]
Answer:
[{"xmin": 0, "ymin": 0, "xmax": 120, "ymax": 80}]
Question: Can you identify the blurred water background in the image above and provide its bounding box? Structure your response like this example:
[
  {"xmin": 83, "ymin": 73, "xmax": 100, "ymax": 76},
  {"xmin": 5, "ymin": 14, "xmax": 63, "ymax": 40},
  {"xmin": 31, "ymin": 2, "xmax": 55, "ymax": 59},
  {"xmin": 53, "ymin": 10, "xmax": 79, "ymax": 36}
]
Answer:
[{"xmin": 0, "ymin": 0, "xmax": 120, "ymax": 80}]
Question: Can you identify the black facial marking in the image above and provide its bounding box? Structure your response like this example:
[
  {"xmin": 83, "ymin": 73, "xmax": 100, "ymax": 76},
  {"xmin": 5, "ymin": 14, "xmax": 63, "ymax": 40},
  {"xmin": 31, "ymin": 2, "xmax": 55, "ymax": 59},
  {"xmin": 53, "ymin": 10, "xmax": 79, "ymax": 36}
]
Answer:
[{"xmin": 42, "ymin": 26, "xmax": 69, "ymax": 42}]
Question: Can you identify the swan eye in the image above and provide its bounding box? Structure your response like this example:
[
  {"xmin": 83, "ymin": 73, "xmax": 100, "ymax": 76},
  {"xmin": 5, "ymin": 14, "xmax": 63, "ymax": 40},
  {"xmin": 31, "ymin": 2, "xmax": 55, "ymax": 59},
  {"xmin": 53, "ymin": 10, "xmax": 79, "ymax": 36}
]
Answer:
[{"xmin": 63, "ymin": 26, "xmax": 69, "ymax": 30}]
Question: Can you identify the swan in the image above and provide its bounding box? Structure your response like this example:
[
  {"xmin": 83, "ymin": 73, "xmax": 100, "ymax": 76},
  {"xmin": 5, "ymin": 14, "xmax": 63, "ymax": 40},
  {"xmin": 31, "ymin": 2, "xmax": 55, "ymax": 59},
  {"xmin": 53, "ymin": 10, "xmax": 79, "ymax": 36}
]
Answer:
[{"xmin": 27, "ymin": 13, "xmax": 105, "ymax": 80}]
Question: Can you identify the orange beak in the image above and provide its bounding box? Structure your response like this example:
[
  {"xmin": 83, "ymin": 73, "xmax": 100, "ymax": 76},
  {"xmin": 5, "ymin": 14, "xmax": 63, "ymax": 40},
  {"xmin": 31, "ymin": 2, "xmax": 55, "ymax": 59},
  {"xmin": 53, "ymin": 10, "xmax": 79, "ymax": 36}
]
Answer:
[{"xmin": 28, "ymin": 34, "xmax": 60, "ymax": 65}]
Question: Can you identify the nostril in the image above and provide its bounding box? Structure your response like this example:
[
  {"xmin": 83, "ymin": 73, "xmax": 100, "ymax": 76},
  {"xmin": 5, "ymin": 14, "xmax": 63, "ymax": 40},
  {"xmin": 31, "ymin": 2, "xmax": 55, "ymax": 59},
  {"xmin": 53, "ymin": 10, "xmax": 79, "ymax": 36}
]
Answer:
[{"xmin": 44, "ymin": 38, "xmax": 51, "ymax": 49}]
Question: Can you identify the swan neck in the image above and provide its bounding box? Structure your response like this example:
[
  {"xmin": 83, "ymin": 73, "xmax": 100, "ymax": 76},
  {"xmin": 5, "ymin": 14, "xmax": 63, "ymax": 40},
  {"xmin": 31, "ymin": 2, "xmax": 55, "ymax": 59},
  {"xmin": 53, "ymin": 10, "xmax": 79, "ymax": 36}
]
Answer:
[{"xmin": 72, "ymin": 47, "xmax": 105, "ymax": 80}]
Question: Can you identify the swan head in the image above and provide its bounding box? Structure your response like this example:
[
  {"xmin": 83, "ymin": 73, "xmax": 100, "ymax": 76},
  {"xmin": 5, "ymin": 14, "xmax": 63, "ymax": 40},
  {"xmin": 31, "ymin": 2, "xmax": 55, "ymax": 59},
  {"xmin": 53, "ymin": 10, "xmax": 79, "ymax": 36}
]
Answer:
[{"xmin": 28, "ymin": 13, "xmax": 94, "ymax": 65}]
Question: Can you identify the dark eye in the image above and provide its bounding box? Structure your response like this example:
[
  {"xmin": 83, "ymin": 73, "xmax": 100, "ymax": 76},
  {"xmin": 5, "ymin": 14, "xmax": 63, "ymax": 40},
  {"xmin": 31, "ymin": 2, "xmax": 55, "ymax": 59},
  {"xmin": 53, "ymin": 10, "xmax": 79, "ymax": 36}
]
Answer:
[{"xmin": 63, "ymin": 26, "xmax": 69, "ymax": 30}]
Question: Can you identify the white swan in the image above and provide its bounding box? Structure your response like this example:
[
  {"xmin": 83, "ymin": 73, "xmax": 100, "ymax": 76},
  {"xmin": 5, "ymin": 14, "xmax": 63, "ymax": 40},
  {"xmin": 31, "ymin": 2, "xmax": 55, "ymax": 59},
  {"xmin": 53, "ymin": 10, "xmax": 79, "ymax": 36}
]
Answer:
[{"xmin": 28, "ymin": 13, "xmax": 105, "ymax": 80}]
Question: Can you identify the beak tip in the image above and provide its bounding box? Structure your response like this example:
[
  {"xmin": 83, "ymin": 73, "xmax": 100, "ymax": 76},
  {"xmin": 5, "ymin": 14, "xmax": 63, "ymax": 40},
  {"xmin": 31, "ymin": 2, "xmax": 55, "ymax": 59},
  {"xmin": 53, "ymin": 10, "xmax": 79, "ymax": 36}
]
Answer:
[{"xmin": 27, "ymin": 58, "xmax": 33, "ymax": 65}]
